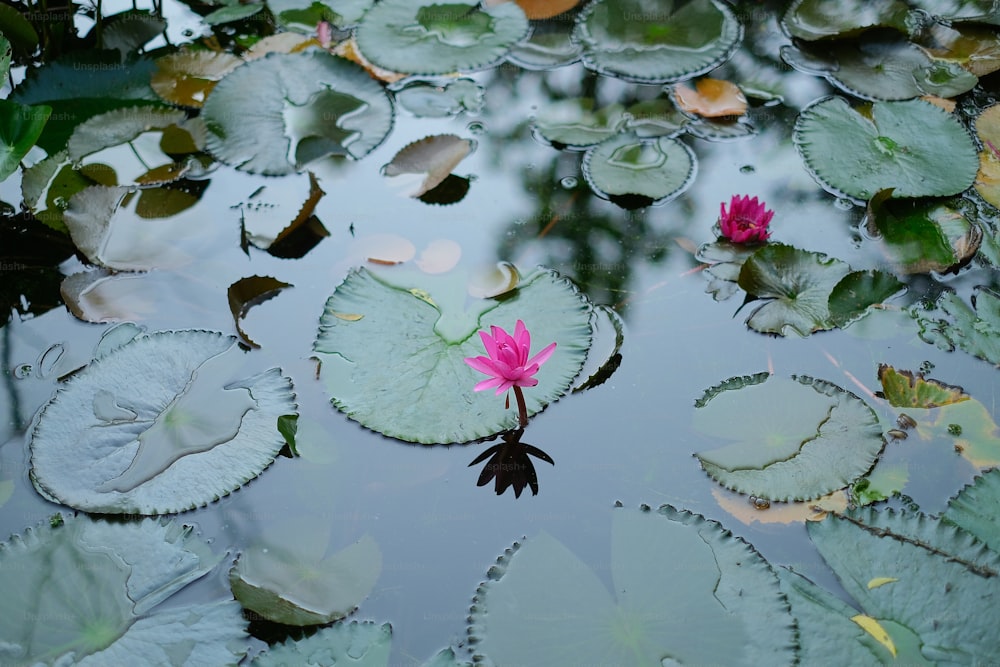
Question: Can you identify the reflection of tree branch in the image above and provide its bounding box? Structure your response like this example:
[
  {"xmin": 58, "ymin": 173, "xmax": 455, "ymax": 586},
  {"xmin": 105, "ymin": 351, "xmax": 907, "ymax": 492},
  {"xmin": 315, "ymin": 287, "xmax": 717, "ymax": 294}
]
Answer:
[{"xmin": 469, "ymin": 428, "xmax": 554, "ymax": 498}]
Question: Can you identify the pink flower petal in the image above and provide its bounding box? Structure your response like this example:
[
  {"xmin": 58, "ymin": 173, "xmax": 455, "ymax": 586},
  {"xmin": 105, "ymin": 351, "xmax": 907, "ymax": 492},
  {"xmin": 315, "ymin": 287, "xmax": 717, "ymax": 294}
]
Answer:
[{"xmin": 526, "ymin": 341, "xmax": 556, "ymax": 368}]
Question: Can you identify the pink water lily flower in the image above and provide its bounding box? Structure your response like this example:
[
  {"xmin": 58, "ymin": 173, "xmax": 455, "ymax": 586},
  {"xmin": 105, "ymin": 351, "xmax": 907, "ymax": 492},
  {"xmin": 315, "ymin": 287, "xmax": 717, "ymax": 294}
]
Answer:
[
  {"xmin": 464, "ymin": 320, "xmax": 556, "ymax": 396},
  {"xmin": 719, "ymin": 194, "xmax": 773, "ymax": 244}
]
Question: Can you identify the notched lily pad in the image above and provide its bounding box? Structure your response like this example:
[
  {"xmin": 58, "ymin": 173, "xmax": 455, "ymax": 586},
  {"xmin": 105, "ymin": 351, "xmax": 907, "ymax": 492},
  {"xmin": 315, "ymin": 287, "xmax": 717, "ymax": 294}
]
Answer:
[
  {"xmin": 393, "ymin": 78, "xmax": 485, "ymax": 117},
  {"xmin": 793, "ymin": 96, "xmax": 978, "ymax": 201},
  {"xmin": 251, "ymin": 621, "xmax": 391, "ymax": 666},
  {"xmin": 582, "ymin": 133, "xmax": 696, "ymax": 207},
  {"xmin": 737, "ymin": 243, "xmax": 852, "ymax": 336},
  {"xmin": 781, "ymin": 0, "xmax": 911, "ymax": 41},
  {"xmin": 916, "ymin": 287, "xmax": 1000, "ymax": 365},
  {"xmin": 0, "ymin": 515, "xmax": 246, "ymax": 666},
  {"xmin": 533, "ymin": 99, "xmax": 626, "ymax": 149},
  {"xmin": 573, "ymin": 0, "xmax": 743, "ymax": 83},
  {"xmin": 203, "ymin": 51, "xmax": 394, "ymax": 175},
  {"xmin": 30, "ymin": 330, "xmax": 297, "ymax": 514},
  {"xmin": 355, "ymin": 0, "xmax": 530, "ymax": 75},
  {"xmin": 694, "ymin": 374, "xmax": 884, "ymax": 502},
  {"xmin": 313, "ymin": 266, "xmax": 594, "ymax": 444},
  {"xmin": 943, "ymin": 468, "xmax": 1000, "ymax": 553},
  {"xmin": 467, "ymin": 505, "xmax": 796, "ymax": 666}
]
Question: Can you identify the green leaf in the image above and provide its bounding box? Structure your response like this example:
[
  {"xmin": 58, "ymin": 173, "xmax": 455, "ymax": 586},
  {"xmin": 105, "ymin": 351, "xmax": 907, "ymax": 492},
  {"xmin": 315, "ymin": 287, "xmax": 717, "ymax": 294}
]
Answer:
[
  {"xmin": 807, "ymin": 508, "xmax": 1000, "ymax": 663},
  {"xmin": 313, "ymin": 267, "xmax": 593, "ymax": 444},
  {"xmin": 0, "ymin": 4, "xmax": 39, "ymax": 56},
  {"xmin": 781, "ymin": 0, "xmax": 911, "ymax": 40},
  {"xmin": 574, "ymin": 0, "xmax": 742, "ymax": 83},
  {"xmin": 67, "ymin": 106, "xmax": 188, "ymax": 163},
  {"xmin": 252, "ymin": 621, "xmax": 391, "ymax": 666},
  {"xmin": 737, "ymin": 243, "xmax": 852, "ymax": 336},
  {"xmin": 100, "ymin": 9, "xmax": 168, "ymax": 55},
  {"xmin": 203, "ymin": 51, "xmax": 393, "ymax": 175},
  {"xmin": 582, "ymin": 133, "xmax": 696, "ymax": 206},
  {"xmin": 793, "ymin": 96, "xmax": 979, "ymax": 201},
  {"xmin": 865, "ymin": 191, "xmax": 982, "ymax": 274},
  {"xmin": 467, "ymin": 505, "xmax": 796, "ymax": 666},
  {"xmin": 0, "ymin": 515, "xmax": 246, "ymax": 665},
  {"xmin": 29, "ymin": 330, "xmax": 297, "ymax": 514},
  {"xmin": 827, "ymin": 270, "xmax": 905, "ymax": 328},
  {"xmin": 393, "ymin": 78, "xmax": 484, "ymax": 118},
  {"xmin": 533, "ymin": 99, "xmax": 626, "ymax": 149},
  {"xmin": 507, "ymin": 16, "xmax": 581, "ymax": 70},
  {"xmin": 0, "ymin": 33, "xmax": 11, "ymax": 81},
  {"xmin": 916, "ymin": 287, "xmax": 1000, "ymax": 366},
  {"xmin": 851, "ymin": 461, "xmax": 908, "ymax": 506},
  {"xmin": 877, "ymin": 364, "xmax": 969, "ymax": 409},
  {"xmin": 0, "ymin": 99, "xmax": 51, "ymax": 181},
  {"xmin": 943, "ymin": 468, "xmax": 1000, "ymax": 553},
  {"xmin": 354, "ymin": 0, "xmax": 530, "ymax": 75},
  {"xmin": 231, "ymin": 532, "xmax": 381, "ymax": 626},
  {"xmin": 268, "ymin": 0, "xmax": 373, "ymax": 30},
  {"xmin": 693, "ymin": 374, "xmax": 885, "ymax": 502},
  {"xmin": 203, "ymin": 3, "xmax": 264, "ymax": 24}
]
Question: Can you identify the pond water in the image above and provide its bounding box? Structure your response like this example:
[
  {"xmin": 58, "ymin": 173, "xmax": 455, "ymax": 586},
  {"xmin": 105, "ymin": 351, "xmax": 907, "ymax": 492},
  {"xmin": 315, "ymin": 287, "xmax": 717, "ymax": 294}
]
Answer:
[{"xmin": 2, "ymin": 0, "xmax": 1000, "ymax": 664}]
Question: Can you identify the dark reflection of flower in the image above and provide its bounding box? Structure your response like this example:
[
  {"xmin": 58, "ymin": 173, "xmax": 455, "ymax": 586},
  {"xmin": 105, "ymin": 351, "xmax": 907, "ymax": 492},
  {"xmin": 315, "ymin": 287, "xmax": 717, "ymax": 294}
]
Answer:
[{"xmin": 469, "ymin": 428, "xmax": 554, "ymax": 498}]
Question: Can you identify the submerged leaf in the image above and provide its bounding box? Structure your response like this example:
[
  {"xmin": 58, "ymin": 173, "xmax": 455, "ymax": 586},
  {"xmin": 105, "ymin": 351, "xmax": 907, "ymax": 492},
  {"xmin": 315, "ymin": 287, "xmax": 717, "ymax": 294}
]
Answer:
[
  {"xmin": 0, "ymin": 515, "xmax": 245, "ymax": 665},
  {"xmin": 694, "ymin": 374, "xmax": 884, "ymax": 502},
  {"xmin": 533, "ymin": 99, "xmax": 626, "ymax": 149},
  {"xmin": 781, "ymin": 0, "xmax": 911, "ymax": 41},
  {"xmin": 574, "ymin": 0, "xmax": 743, "ymax": 83},
  {"xmin": 793, "ymin": 96, "xmax": 979, "ymax": 201},
  {"xmin": 313, "ymin": 267, "xmax": 593, "ymax": 443},
  {"xmin": 468, "ymin": 505, "xmax": 796, "ymax": 665},
  {"xmin": 673, "ymin": 78, "xmax": 747, "ymax": 118},
  {"xmin": 30, "ymin": 330, "xmax": 296, "ymax": 514}
]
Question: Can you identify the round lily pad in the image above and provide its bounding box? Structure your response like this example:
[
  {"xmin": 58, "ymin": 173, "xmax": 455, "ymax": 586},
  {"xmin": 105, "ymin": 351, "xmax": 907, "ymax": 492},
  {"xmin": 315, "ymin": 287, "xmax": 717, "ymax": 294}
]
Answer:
[
  {"xmin": 533, "ymin": 99, "xmax": 626, "ymax": 149},
  {"xmin": 582, "ymin": 133, "xmax": 696, "ymax": 206},
  {"xmin": 312, "ymin": 267, "xmax": 593, "ymax": 444},
  {"xmin": 202, "ymin": 51, "xmax": 394, "ymax": 175},
  {"xmin": 781, "ymin": 0, "xmax": 911, "ymax": 41},
  {"xmin": 793, "ymin": 96, "xmax": 979, "ymax": 201},
  {"xmin": 468, "ymin": 505, "xmax": 796, "ymax": 665},
  {"xmin": 573, "ymin": 0, "xmax": 743, "ymax": 83},
  {"xmin": 30, "ymin": 330, "xmax": 297, "ymax": 514},
  {"xmin": 0, "ymin": 515, "xmax": 245, "ymax": 666},
  {"xmin": 354, "ymin": 0, "xmax": 530, "ymax": 75},
  {"xmin": 694, "ymin": 374, "xmax": 885, "ymax": 502}
]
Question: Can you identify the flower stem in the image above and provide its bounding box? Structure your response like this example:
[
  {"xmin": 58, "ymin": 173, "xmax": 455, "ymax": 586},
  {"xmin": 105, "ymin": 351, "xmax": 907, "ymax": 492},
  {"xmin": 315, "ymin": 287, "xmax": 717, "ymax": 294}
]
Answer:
[{"xmin": 512, "ymin": 386, "xmax": 528, "ymax": 429}]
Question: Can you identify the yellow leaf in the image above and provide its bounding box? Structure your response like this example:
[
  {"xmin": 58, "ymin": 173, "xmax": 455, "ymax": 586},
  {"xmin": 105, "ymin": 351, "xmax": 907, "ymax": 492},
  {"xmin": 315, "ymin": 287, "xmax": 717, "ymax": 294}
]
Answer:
[
  {"xmin": 333, "ymin": 312, "xmax": 364, "ymax": 322},
  {"xmin": 867, "ymin": 577, "xmax": 898, "ymax": 590},
  {"xmin": 851, "ymin": 615, "xmax": 897, "ymax": 657}
]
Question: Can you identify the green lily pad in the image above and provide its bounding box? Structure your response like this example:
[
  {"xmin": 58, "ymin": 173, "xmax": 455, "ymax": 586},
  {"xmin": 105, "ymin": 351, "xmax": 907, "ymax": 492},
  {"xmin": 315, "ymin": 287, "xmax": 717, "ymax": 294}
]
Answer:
[
  {"xmin": 203, "ymin": 51, "xmax": 394, "ymax": 175},
  {"xmin": 313, "ymin": 267, "xmax": 593, "ymax": 444},
  {"xmin": 506, "ymin": 16, "xmax": 582, "ymax": 70},
  {"xmin": 67, "ymin": 106, "xmax": 189, "ymax": 163},
  {"xmin": 806, "ymin": 508, "xmax": 1000, "ymax": 663},
  {"xmin": 696, "ymin": 240, "xmax": 759, "ymax": 301},
  {"xmin": 100, "ymin": 9, "xmax": 167, "ymax": 55},
  {"xmin": 268, "ymin": 0, "xmax": 373, "ymax": 30},
  {"xmin": 851, "ymin": 461, "xmax": 909, "ymax": 506},
  {"xmin": 29, "ymin": 330, "xmax": 296, "ymax": 514},
  {"xmin": 467, "ymin": 505, "xmax": 796, "ymax": 665},
  {"xmin": 737, "ymin": 243, "xmax": 852, "ymax": 336},
  {"xmin": 782, "ymin": 37, "xmax": 978, "ymax": 101},
  {"xmin": 694, "ymin": 374, "xmax": 885, "ymax": 502},
  {"xmin": 231, "ymin": 529, "xmax": 381, "ymax": 626},
  {"xmin": 252, "ymin": 622, "xmax": 391, "ymax": 666},
  {"xmin": 916, "ymin": 287, "xmax": 1000, "ymax": 366},
  {"xmin": 827, "ymin": 270, "xmax": 905, "ymax": 327},
  {"xmin": 865, "ymin": 190, "xmax": 982, "ymax": 274},
  {"xmin": 533, "ymin": 99, "xmax": 626, "ymax": 149},
  {"xmin": 582, "ymin": 133, "xmax": 696, "ymax": 206},
  {"xmin": 354, "ymin": 0, "xmax": 530, "ymax": 75},
  {"xmin": 877, "ymin": 364, "xmax": 968, "ymax": 409},
  {"xmin": 203, "ymin": 2, "xmax": 264, "ymax": 25},
  {"xmin": 573, "ymin": 0, "xmax": 743, "ymax": 83},
  {"xmin": 0, "ymin": 515, "xmax": 246, "ymax": 665},
  {"xmin": 0, "ymin": 34, "xmax": 10, "ymax": 81},
  {"xmin": 0, "ymin": 99, "xmax": 51, "ymax": 181},
  {"xmin": 623, "ymin": 97, "xmax": 689, "ymax": 138},
  {"xmin": 781, "ymin": 0, "xmax": 911, "ymax": 40},
  {"xmin": 393, "ymin": 78, "xmax": 485, "ymax": 118},
  {"xmin": 909, "ymin": 0, "xmax": 1000, "ymax": 24},
  {"xmin": 943, "ymin": 468, "xmax": 1000, "ymax": 553},
  {"xmin": 793, "ymin": 96, "xmax": 979, "ymax": 201}
]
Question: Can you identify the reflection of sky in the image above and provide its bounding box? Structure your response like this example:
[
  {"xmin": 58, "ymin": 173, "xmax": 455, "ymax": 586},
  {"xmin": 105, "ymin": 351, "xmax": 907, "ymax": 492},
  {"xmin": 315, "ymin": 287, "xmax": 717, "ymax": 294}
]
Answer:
[{"xmin": 2, "ymin": 3, "xmax": 1000, "ymax": 663}]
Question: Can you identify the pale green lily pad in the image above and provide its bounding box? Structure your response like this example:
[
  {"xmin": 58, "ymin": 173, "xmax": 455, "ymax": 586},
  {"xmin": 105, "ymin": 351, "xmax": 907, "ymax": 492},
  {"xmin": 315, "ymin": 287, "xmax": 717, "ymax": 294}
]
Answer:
[
  {"xmin": 268, "ymin": 0, "xmax": 373, "ymax": 30},
  {"xmin": 865, "ymin": 191, "xmax": 983, "ymax": 275},
  {"xmin": 533, "ymin": 99, "xmax": 626, "ymax": 149},
  {"xmin": 807, "ymin": 508, "xmax": 1000, "ymax": 663},
  {"xmin": 0, "ymin": 515, "xmax": 246, "ymax": 666},
  {"xmin": 827, "ymin": 270, "xmax": 905, "ymax": 328},
  {"xmin": 909, "ymin": 0, "xmax": 1000, "ymax": 24},
  {"xmin": 467, "ymin": 505, "xmax": 796, "ymax": 666},
  {"xmin": 67, "ymin": 106, "xmax": 188, "ymax": 163},
  {"xmin": 251, "ymin": 621, "xmax": 392, "ymax": 666},
  {"xmin": 943, "ymin": 468, "xmax": 1000, "ymax": 553},
  {"xmin": 203, "ymin": 2, "xmax": 264, "ymax": 25},
  {"xmin": 916, "ymin": 287, "xmax": 1000, "ymax": 366},
  {"xmin": 573, "ymin": 0, "xmax": 743, "ymax": 83},
  {"xmin": 0, "ymin": 99, "xmax": 51, "ymax": 181},
  {"xmin": 313, "ymin": 267, "xmax": 592, "ymax": 443},
  {"xmin": 203, "ymin": 51, "xmax": 393, "ymax": 175},
  {"xmin": 29, "ymin": 330, "xmax": 296, "ymax": 514},
  {"xmin": 393, "ymin": 79, "xmax": 484, "ymax": 118},
  {"xmin": 737, "ymin": 243, "xmax": 852, "ymax": 336},
  {"xmin": 696, "ymin": 240, "xmax": 759, "ymax": 301},
  {"xmin": 793, "ymin": 96, "xmax": 979, "ymax": 201},
  {"xmin": 782, "ymin": 37, "xmax": 978, "ymax": 101},
  {"xmin": 781, "ymin": 0, "xmax": 911, "ymax": 40},
  {"xmin": 100, "ymin": 9, "xmax": 167, "ymax": 55},
  {"xmin": 231, "ymin": 531, "xmax": 381, "ymax": 626},
  {"xmin": 582, "ymin": 133, "xmax": 696, "ymax": 206},
  {"xmin": 694, "ymin": 374, "xmax": 884, "ymax": 502},
  {"xmin": 851, "ymin": 461, "xmax": 909, "ymax": 506},
  {"xmin": 624, "ymin": 98, "xmax": 689, "ymax": 138},
  {"xmin": 507, "ymin": 17, "xmax": 582, "ymax": 70},
  {"xmin": 354, "ymin": 0, "xmax": 530, "ymax": 75}
]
